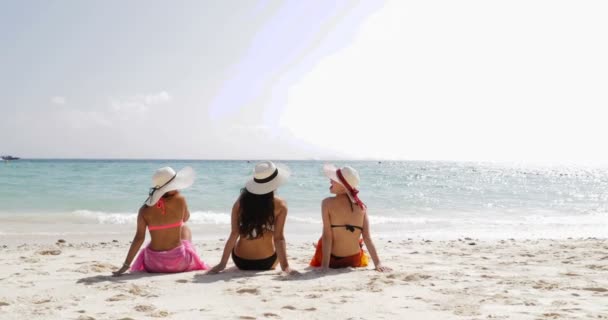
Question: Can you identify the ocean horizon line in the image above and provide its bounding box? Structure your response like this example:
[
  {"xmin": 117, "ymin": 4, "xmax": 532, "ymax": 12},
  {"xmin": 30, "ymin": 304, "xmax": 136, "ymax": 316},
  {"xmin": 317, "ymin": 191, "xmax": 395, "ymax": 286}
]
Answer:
[{"xmin": 5, "ymin": 157, "xmax": 608, "ymax": 167}]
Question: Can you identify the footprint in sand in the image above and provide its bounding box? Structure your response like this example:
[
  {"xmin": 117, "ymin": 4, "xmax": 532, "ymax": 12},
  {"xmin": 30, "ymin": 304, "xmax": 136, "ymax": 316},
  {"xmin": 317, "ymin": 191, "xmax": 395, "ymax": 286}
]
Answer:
[
  {"xmin": 532, "ymin": 280, "xmax": 559, "ymax": 290},
  {"xmin": 33, "ymin": 298, "xmax": 52, "ymax": 304},
  {"xmin": 239, "ymin": 316, "xmax": 256, "ymax": 320},
  {"xmin": 149, "ymin": 310, "xmax": 169, "ymax": 317},
  {"xmin": 452, "ymin": 305, "xmax": 481, "ymax": 317},
  {"xmin": 75, "ymin": 262, "xmax": 115, "ymax": 274},
  {"xmin": 76, "ymin": 316, "xmax": 96, "ymax": 320},
  {"xmin": 175, "ymin": 279, "xmax": 188, "ymax": 283},
  {"xmin": 134, "ymin": 304, "xmax": 156, "ymax": 312},
  {"xmin": 401, "ymin": 273, "xmax": 432, "ymax": 282},
  {"xmin": 236, "ymin": 288, "xmax": 260, "ymax": 295},
  {"xmin": 582, "ymin": 287, "xmax": 607, "ymax": 293},
  {"xmin": 128, "ymin": 284, "xmax": 152, "ymax": 297},
  {"xmin": 282, "ymin": 305, "xmax": 296, "ymax": 310},
  {"xmin": 20, "ymin": 257, "xmax": 40, "ymax": 263},
  {"xmin": 0, "ymin": 301, "xmax": 9, "ymax": 307},
  {"xmin": 586, "ymin": 264, "xmax": 608, "ymax": 271},
  {"xmin": 263, "ymin": 313, "xmax": 280, "ymax": 318},
  {"xmin": 371, "ymin": 276, "xmax": 396, "ymax": 285},
  {"xmin": 305, "ymin": 293, "xmax": 322, "ymax": 299},
  {"xmin": 304, "ymin": 307, "xmax": 316, "ymax": 311},
  {"xmin": 89, "ymin": 262, "xmax": 115, "ymax": 273},
  {"xmin": 106, "ymin": 294, "xmax": 131, "ymax": 302},
  {"xmin": 37, "ymin": 249, "xmax": 61, "ymax": 256}
]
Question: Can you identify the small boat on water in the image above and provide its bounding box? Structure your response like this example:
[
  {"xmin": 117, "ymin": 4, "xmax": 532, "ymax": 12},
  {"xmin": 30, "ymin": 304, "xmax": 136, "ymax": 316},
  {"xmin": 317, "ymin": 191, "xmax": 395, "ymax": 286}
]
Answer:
[{"xmin": 1, "ymin": 155, "xmax": 20, "ymax": 161}]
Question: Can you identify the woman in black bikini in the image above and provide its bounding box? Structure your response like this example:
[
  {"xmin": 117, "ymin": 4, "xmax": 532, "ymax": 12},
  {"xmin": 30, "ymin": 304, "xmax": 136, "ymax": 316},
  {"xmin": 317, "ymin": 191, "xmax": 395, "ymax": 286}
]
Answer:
[
  {"xmin": 209, "ymin": 161, "xmax": 297, "ymax": 274},
  {"xmin": 310, "ymin": 164, "xmax": 391, "ymax": 272}
]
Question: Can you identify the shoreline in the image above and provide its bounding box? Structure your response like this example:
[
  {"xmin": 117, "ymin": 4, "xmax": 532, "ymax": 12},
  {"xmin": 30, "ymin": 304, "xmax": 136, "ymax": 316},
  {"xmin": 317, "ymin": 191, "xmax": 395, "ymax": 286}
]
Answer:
[{"xmin": 2, "ymin": 218, "xmax": 608, "ymax": 246}]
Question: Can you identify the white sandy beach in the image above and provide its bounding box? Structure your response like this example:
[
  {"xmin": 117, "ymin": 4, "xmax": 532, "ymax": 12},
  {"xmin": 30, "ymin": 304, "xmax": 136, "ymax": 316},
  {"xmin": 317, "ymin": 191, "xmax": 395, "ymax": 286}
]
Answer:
[{"xmin": 1, "ymin": 234, "xmax": 607, "ymax": 320}]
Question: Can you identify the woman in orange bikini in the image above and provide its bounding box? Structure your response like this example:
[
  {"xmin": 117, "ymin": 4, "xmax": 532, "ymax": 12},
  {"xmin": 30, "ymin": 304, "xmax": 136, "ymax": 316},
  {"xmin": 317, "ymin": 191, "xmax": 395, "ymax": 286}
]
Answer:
[
  {"xmin": 113, "ymin": 166, "xmax": 209, "ymax": 276},
  {"xmin": 209, "ymin": 161, "xmax": 297, "ymax": 274},
  {"xmin": 310, "ymin": 164, "xmax": 391, "ymax": 272}
]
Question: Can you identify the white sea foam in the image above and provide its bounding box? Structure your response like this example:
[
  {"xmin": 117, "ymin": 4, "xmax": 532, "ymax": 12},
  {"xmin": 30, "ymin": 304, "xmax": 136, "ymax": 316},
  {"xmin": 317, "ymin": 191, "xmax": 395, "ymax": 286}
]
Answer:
[
  {"xmin": 70, "ymin": 210, "xmax": 233, "ymax": 225},
  {"xmin": 74, "ymin": 210, "xmax": 137, "ymax": 224},
  {"xmin": 288, "ymin": 216, "xmax": 322, "ymax": 224},
  {"xmin": 188, "ymin": 211, "xmax": 231, "ymax": 224},
  {"xmin": 1, "ymin": 208, "xmax": 606, "ymax": 227},
  {"xmin": 1, "ymin": 207, "xmax": 607, "ymax": 240}
]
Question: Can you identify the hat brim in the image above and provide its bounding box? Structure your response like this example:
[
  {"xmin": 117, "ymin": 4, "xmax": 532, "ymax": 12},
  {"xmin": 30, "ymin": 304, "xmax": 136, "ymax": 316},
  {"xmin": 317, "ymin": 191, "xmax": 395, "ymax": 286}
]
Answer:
[
  {"xmin": 323, "ymin": 163, "xmax": 355, "ymax": 202},
  {"xmin": 245, "ymin": 165, "xmax": 290, "ymax": 195},
  {"xmin": 145, "ymin": 166, "xmax": 195, "ymax": 206},
  {"xmin": 323, "ymin": 164, "xmax": 341, "ymax": 185}
]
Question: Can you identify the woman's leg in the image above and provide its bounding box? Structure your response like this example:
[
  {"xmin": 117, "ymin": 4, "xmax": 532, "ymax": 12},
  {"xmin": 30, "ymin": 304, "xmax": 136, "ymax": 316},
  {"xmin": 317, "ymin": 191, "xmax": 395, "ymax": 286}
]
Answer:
[{"xmin": 181, "ymin": 224, "xmax": 192, "ymax": 242}]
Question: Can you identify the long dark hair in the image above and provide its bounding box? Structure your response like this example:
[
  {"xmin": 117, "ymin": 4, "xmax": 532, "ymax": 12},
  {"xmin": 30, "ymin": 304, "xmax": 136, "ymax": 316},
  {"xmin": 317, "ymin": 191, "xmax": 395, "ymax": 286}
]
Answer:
[{"xmin": 238, "ymin": 188, "xmax": 275, "ymax": 239}]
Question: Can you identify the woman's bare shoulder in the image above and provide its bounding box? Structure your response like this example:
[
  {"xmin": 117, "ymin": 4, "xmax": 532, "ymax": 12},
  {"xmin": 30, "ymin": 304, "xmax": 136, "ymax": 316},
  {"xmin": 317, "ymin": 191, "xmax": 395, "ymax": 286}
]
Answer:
[
  {"xmin": 138, "ymin": 205, "xmax": 147, "ymax": 215},
  {"xmin": 173, "ymin": 193, "xmax": 187, "ymax": 202},
  {"xmin": 274, "ymin": 196, "xmax": 288, "ymax": 209},
  {"xmin": 322, "ymin": 196, "xmax": 336, "ymax": 206}
]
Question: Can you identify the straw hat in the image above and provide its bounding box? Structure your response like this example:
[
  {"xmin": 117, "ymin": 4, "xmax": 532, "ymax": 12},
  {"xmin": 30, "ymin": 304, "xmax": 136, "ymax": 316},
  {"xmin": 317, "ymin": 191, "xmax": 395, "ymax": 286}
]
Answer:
[
  {"xmin": 245, "ymin": 161, "xmax": 289, "ymax": 195},
  {"xmin": 323, "ymin": 164, "xmax": 360, "ymax": 189},
  {"xmin": 144, "ymin": 166, "xmax": 195, "ymax": 206},
  {"xmin": 323, "ymin": 164, "xmax": 363, "ymax": 202}
]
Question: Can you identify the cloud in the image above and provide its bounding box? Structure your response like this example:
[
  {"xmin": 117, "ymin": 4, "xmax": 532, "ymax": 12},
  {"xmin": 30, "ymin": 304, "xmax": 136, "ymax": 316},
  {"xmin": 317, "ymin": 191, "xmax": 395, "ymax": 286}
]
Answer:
[
  {"xmin": 110, "ymin": 91, "xmax": 172, "ymax": 112},
  {"xmin": 144, "ymin": 91, "xmax": 171, "ymax": 105},
  {"xmin": 51, "ymin": 96, "xmax": 66, "ymax": 105}
]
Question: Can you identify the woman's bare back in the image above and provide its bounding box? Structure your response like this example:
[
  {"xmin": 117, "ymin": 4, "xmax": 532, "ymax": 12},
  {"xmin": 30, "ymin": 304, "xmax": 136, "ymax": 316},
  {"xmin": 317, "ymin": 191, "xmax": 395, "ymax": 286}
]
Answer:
[
  {"xmin": 234, "ymin": 197, "xmax": 286, "ymax": 259},
  {"xmin": 142, "ymin": 193, "xmax": 187, "ymax": 251},
  {"xmin": 326, "ymin": 195, "xmax": 365, "ymax": 257}
]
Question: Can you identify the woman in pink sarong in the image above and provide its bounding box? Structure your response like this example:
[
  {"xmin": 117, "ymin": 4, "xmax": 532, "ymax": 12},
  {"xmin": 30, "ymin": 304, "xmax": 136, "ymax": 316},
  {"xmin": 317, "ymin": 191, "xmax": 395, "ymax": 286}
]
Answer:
[{"xmin": 112, "ymin": 166, "xmax": 209, "ymax": 276}]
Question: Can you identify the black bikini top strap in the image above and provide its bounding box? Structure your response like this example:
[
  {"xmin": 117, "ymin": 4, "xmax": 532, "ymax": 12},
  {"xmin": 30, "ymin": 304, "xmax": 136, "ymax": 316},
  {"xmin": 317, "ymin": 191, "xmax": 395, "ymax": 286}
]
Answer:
[{"xmin": 330, "ymin": 224, "xmax": 363, "ymax": 232}]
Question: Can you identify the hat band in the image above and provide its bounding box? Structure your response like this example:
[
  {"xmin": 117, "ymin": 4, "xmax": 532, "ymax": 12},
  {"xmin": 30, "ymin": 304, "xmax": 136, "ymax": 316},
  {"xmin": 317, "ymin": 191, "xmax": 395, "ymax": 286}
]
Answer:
[
  {"xmin": 336, "ymin": 169, "xmax": 366, "ymax": 210},
  {"xmin": 145, "ymin": 172, "xmax": 177, "ymax": 204},
  {"xmin": 253, "ymin": 168, "xmax": 278, "ymax": 184}
]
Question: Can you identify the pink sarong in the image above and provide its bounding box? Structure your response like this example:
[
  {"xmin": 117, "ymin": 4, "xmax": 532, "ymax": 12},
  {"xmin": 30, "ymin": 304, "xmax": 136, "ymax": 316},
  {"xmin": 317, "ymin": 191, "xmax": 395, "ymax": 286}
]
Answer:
[{"xmin": 130, "ymin": 240, "xmax": 209, "ymax": 273}]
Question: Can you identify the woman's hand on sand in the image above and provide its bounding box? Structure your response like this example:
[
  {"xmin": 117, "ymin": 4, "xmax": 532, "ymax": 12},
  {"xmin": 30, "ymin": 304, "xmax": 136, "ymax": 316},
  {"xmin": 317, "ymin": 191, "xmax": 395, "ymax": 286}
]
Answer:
[
  {"xmin": 112, "ymin": 264, "xmax": 129, "ymax": 277},
  {"xmin": 207, "ymin": 263, "xmax": 226, "ymax": 274},
  {"xmin": 313, "ymin": 266, "xmax": 329, "ymax": 274},
  {"xmin": 281, "ymin": 267, "xmax": 300, "ymax": 276},
  {"xmin": 375, "ymin": 264, "xmax": 392, "ymax": 272}
]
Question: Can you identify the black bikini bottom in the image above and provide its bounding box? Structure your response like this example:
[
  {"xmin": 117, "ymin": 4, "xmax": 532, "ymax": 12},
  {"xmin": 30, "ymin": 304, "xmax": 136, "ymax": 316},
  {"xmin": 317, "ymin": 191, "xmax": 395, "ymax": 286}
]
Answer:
[{"xmin": 231, "ymin": 250, "xmax": 278, "ymax": 270}]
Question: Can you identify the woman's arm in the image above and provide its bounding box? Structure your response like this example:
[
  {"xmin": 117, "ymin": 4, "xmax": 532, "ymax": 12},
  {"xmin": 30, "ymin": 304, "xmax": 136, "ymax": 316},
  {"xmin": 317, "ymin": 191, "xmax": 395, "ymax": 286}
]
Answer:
[
  {"xmin": 320, "ymin": 198, "xmax": 333, "ymax": 270},
  {"xmin": 208, "ymin": 201, "xmax": 240, "ymax": 273},
  {"xmin": 113, "ymin": 208, "xmax": 147, "ymax": 276},
  {"xmin": 362, "ymin": 211, "xmax": 392, "ymax": 272},
  {"xmin": 273, "ymin": 199, "xmax": 297, "ymax": 274},
  {"xmin": 183, "ymin": 198, "xmax": 190, "ymax": 223}
]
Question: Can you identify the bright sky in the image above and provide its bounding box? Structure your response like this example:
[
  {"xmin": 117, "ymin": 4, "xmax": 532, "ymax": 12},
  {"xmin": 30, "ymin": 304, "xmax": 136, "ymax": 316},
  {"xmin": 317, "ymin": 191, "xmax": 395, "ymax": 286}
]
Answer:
[{"xmin": 1, "ymin": 1, "xmax": 607, "ymax": 163}]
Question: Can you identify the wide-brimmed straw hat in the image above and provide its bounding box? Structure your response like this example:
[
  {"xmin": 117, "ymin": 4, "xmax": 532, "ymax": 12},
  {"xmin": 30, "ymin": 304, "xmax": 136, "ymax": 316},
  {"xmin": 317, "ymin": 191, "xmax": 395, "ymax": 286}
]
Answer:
[
  {"xmin": 323, "ymin": 164, "xmax": 364, "ymax": 205},
  {"xmin": 323, "ymin": 164, "xmax": 360, "ymax": 190},
  {"xmin": 144, "ymin": 166, "xmax": 195, "ymax": 206},
  {"xmin": 245, "ymin": 161, "xmax": 290, "ymax": 195}
]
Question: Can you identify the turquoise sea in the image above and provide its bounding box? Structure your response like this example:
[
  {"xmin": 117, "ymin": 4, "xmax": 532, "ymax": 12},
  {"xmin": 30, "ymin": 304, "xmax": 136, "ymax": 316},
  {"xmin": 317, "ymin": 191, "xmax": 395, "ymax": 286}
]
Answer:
[{"xmin": 1, "ymin": 159, "xmax": 607, "ymax": 239}]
